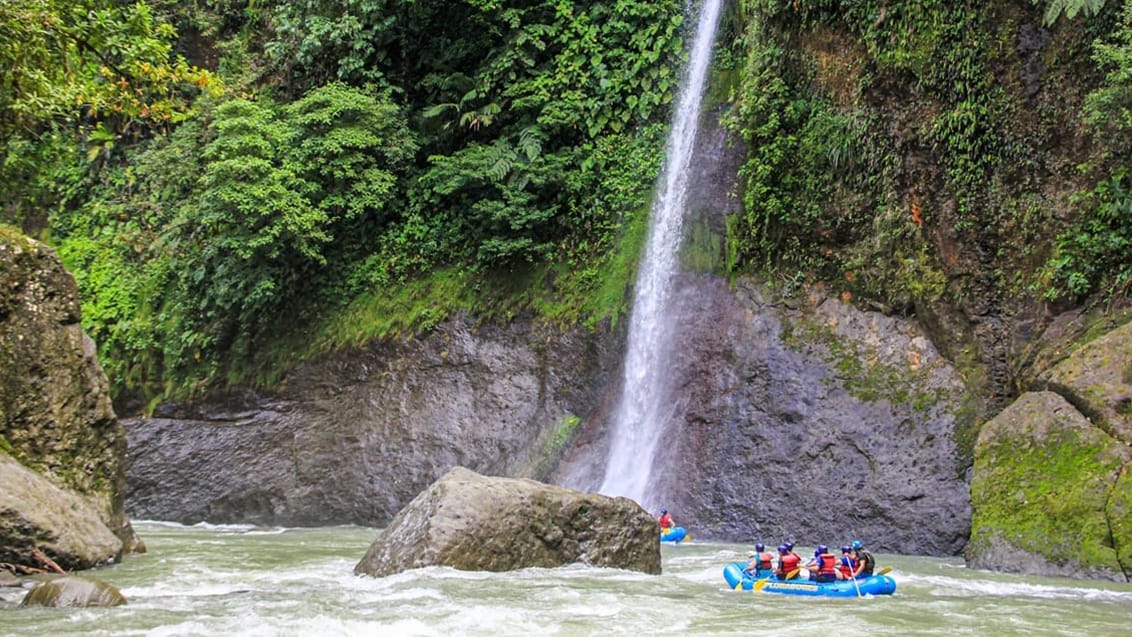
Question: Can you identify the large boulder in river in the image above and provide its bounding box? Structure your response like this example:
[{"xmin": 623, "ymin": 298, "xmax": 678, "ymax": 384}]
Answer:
[
  {"xmin": 967, "ymin": 391, "xmax": 1132, "ymax": 581},
  {"xmin": 20, "ymin": 576, "xmax": 127, "ymax": 607},
  {"xmin": 0, "ymin": 454, "xmax": 124, "ymax": 569},
  {"xmin": 354, "ymin": 467, "xmax": 661, "ymax": 577},
  {"xmin": 1037, "ymin": 319, "xmax": 1132, "ymax": 444},
  {"xmin": 967, "ymin": 320, "xmax": 1132, "ymax": 581},
  {"xmin": 0, "ymin": 229, "xmax": 140, "ymax": 570}
]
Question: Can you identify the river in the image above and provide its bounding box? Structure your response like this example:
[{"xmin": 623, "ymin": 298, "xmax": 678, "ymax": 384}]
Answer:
[{"xmin": 3, "ymin": 522, "xmax": 1130, "ymax": 636}]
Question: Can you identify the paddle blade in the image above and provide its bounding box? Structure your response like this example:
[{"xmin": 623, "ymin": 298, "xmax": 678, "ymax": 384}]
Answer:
[
  {"xmin": 785, "ymin": 568, "xmax": 800, "ymax": 580},
  {"xmin": 753, "ymin": 579, "xmax": 769, "ymax": 591},
  {"xmin": 877, "ymin": 566, "xmax": 892, "ymax": 575}
]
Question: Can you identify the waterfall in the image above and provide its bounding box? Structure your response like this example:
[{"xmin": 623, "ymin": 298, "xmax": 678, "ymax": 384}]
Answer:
[{"xmin": 596, "ymin": 0, "xmax": 722, "ymax": 507}]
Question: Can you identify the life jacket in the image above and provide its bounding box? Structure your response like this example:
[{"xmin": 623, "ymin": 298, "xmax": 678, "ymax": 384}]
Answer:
[
  {"xmin": 855, "ymin": 549, "xmax": 875, "ymax": 575},
  {"xmin": 778, "ymin": 552, "xmax": 801, "ymax": 577},
  {"xmin": 816, "ymin": 552, "xmax": 837, "ymax": 575},
  {"xmin": 837, "ymin": 555, "xmax": 857, "ymax": 578},
  {"xmin": 658, "ymin": 513, "xmax": 673, "ymax": 529},
  {"xmin": 757, "ymin": 551, "xmax": 774, "ymax": 570}
]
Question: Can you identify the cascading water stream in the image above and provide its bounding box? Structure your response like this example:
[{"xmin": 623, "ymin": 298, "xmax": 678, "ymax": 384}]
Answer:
[{"xmin": 596, "ymin": 0, "xmax": 722, "ymax": 507}]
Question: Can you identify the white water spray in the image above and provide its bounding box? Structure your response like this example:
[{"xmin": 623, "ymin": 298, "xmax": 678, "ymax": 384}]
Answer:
[{"xmin": 597, "ymin": 0, "xmax": 722, "ymax": 507}]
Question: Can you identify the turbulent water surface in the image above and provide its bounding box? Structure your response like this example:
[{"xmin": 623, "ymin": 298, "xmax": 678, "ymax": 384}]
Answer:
[{"xmin": 2, "ymin": 522, "xmax": 1130, "ymax": 636}]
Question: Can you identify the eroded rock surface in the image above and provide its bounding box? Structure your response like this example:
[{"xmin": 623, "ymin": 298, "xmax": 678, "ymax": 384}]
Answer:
[
  {"xmin": 354, "ymin": 467, "xmax": 660, "ymax": 577},
  {"xmin": 0, "ymin": 230, "xmax": 139, "ymax": 570}
]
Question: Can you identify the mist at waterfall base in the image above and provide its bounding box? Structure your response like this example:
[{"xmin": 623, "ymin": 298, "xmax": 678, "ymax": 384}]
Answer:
[
  {"xmin": 3, "ymin": 522, "xmax": 1131, "ymax": 636},
  {"xmin": 594, "ymin": 0, "xmax": 723, "ymax": 511}
]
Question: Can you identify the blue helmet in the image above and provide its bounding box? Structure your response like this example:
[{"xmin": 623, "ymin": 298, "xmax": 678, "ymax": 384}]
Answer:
[
  {"xmin": 841, "ymin": 545, "xmax": 852, "ymax": 553},
  {"xmin": 755, "ymin": 543, "xmax": 765, "ymax": 552},
  {"xmin": 777, "ymin": 544, "xmax": 788, "ymax": 554},
  {"xmin": 784, "ymin": 541, "xmax": 794, "ymax": 551},
  {"xmin": 660, "ymin": 509, "xmax": 667, "ymax": 515},
  {"xmin": 852, "ymin": 540, "xmax": 863, "ymax": 550},
  {"xmin": 817, "ymin": 544, "xmax": 828, "ymax": 553}
]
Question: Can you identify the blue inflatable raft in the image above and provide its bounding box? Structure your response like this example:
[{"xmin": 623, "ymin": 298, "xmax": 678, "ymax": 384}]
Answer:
[
  {"xmin": 660, "ymin": 526, "xmax": 688, "ymax": 543},
  {"xmin": 722, "ymin": 562, "xmax": 895, "ymax": 597}
]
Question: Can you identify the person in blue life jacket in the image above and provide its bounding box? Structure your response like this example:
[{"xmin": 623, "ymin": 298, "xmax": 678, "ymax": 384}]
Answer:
[
  {"xmin": 806, "ymin": 545, "xmax": 838, "ymax": 583},
  {"xmin": 851, "ymin": 539, "xmax": 876, "ymax": 578},
  {"xmin": 743, "ymin": 543, "xmax": 775, "ymax": 578}
]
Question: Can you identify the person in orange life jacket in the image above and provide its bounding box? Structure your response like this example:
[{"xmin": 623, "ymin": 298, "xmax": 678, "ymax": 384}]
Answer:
[
  {"xmin": 658, "ymin": 509, "xmax": 674, "ymax": 531},
  {"xmin": 807, "ymin": 545, "xmax": 838, "ymax": 583},
  {"xmin": 837, "ymin": 545, "xmax": 857, "ymax": 580},
  {"xmin": 775, "ymin": 544, "xmax": 801, "ymax": 580},
  {"xmin": 782, "ymin": 541, "xmax": 798, "ymax": 561},
  {"xmin": 783, "ymin": 541, "xmax": 802, "ymax": 572},
  {"xmin": 851, "ymin": 539, "xmax": 876, "ymax": 577},
  {"xmin": 743, "ymin": 543, "xmax": 775, "ymax": 577}
]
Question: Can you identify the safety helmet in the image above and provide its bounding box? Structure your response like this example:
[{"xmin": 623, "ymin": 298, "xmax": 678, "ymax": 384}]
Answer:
[
  {"xmin": 777, "ymin": 544, "xmax": 788, "ymax": 553},
  {"xmin": 784, "ymin": 541, "xmax": 794, "ymax": 551},
  {"xmin": 660, "ymin": 509, "xmax": 667, "ymax": 515},
  {"xmin": 755, "ymin": 543, "xmax": 765, "ymax": 552},
  {"xmin": 841, "ymin": 545, "xmax": 852, "ymax": 553},
  {"xmin": 817, "ymin": 544, "xmax": 828, "ymax": 553},
  {"xmin": 852, "ymin": 539, "xmax": 862, "ymax": 550}
]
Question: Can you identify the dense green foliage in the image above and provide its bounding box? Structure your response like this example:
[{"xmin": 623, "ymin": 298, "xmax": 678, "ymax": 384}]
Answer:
[
  {"xmin": 1, "ymin": 0, "xmax": 683, "ymax": 401},
  {"xmin": 9, "ymin": 0, "xmax": 1132, "ymax": 404},
  {"xmin": 1049, "ymin": 0, "xmax": 1132, "ymax": 300},
  {"xmin": 725, "ymin": 0, "xmax": 1132, "ymax": 314}
]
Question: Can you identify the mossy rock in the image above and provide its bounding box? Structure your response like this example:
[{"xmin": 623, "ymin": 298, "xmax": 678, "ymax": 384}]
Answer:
[
  {"xmin": 20, "ymin": 576, "xmax": 126, "ymax": 607},
  {"xmin": 968, "ymin": 391, "xmax": 1132, "ymax": 580},
  {"xmin": 1040, "ymin": 319, "xmax": 1132, "ymax": 444},
  {"xmin": 1108, "ymin": 463, "xmax": 1132, "ymax": 575}
]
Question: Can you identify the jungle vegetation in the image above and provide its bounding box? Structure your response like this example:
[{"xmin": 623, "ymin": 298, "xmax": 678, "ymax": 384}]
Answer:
[{"xmin": 2, "ymin": 0, "xmax": 1131, "ymax": 405}]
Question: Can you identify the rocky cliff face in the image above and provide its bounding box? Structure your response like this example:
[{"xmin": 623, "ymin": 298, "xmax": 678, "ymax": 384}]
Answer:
[
  {"xmin": 125, "ymin": 319, "xmax": 623, "ymax": 526},
  {"xmin": 126, "ymin": 274, "xmax": 972, "ymax": 556},
  {"xmin": 0, "ymin": 228, "xmax": 139, "ymax": 570},
  {"xmin": 553, "ymin": 275, "xmax": 973, "ymax": 555}
]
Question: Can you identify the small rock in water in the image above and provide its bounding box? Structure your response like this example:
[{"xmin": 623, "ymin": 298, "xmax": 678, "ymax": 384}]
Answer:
[{"xmin": 19, "ymin": 576, "xmax": 127, "ymax": 607}]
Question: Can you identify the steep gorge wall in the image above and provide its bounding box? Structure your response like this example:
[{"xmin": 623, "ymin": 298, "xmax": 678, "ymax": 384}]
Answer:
[
  {"xmin": 740, "ymin": 1, "xmax": 1114, "ymax": 421},
  {"xmin": 125, "ymin": 319, "xmax": 624, "ymax": 525},
  {"xmin": 126, "ymin": 274, "xmax": 973, "ymax": 556}
]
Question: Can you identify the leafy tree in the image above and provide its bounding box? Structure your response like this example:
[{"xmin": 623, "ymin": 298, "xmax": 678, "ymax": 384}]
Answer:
[
  {"xmin": 0, "ymin": 0, "xmax": 215, "ymax": 140},
  {"xmin": 1, "ymin": 0, "xmax": 216, "ymax": 225},
  {"xmin": 159, "ymin": 85, "xmax": 416, "ymax": 374},
  {"xmin": 1032, "ymin": 0, "xmax": 1108, "ymax": 25}
]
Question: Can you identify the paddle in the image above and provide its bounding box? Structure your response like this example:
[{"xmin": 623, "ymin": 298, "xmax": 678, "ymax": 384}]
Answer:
[
  {"xmin": 784, "ymin": 568, "xmax": 800, "ymax": 580},
  {"xmin": 843, "ymin": 555, "xmax": 862, "ymax": 598},
  {"xmin": 877, "ymin": 566, "xmax": 892, "ymax": 575}
]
